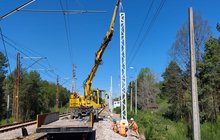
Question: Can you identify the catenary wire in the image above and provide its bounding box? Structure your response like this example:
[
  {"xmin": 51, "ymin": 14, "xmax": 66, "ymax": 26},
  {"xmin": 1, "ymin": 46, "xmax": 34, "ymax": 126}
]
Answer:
[
  {"xmin": 60, "ymin": 0, "xmax": 74, "ymax": 65},
  {"xmin": 128, "ymin": 0, "xmax": 167, "ymax": 66}
]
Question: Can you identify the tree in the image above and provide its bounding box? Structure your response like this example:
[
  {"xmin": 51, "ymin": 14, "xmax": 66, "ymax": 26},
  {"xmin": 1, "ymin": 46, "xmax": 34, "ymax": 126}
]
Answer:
[
  {"xmin": 197, "ymin": 37, "xmax": 220, "ymax": 122},
  {"xmin": 162, "ymin": 61, "xmax": 187, "ymax": 120},
  {"xmin": 2, "ymin": 66, "xmax": 70, "ymax": 121},
  {"xmin": 59, "ymin": 86, "xmax": 70, "ymax": 108},
  {"xmin": 20, "ymin": 71, "xmax": 43, "ymax": 120},
  {"xmin": 217, "ymin": 23, "xmax": 220, "ymax": 32},
  {"xmin": 170, "ymin": 12, "xmax": 211, "ymax": 70},
  {"xmin": 0, "ymin": 51, "xmax": 8, "ymax": 120},
  {"xmin": 136, "ymin": 68, "xmax": 159, "ymax": 110},
  {"xmin": 41, "ymin": 81, "xmax": 57, "ymax": 108},
  {"xmin": 40, "ymin": 80, "xmax": 55, "ymax": 110},
  {"xmin": 3, "ymin": 74, "xmax": 15, "ymax": 120}
]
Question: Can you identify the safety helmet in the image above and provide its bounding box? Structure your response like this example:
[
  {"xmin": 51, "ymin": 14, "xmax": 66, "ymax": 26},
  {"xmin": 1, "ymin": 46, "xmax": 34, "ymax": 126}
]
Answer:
[
  {"xmin": 113, "ymin": 118, "xmax": 117, "ymax": 122},
  {"xmin": 130, "ymin": 118, "xmax": 134, "ymax": 121},
  {"xmin": 120, "ymin": 119, "xmax": 128, "ymax": 126},
  {"xmin": 122, "ymin": 120, "xmax": 126, "ymax": 124}
]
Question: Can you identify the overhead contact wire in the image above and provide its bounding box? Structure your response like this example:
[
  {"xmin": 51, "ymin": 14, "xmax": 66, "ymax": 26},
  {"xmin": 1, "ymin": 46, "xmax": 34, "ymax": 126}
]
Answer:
[
  {"xmin": 128, "ymin": 0, "xmax": 166, "ymax": 66},
  {"xmin": 60, "ymin": 0, "xmax": 74, "ymax": 65}
]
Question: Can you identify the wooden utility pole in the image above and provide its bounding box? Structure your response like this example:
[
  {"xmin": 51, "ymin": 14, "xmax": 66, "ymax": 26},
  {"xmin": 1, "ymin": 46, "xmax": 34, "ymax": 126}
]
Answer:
[
  {"xmin": 6, "ymin": 94, "xmax": 9, "ymax": 123},
  {"xmin": 13, "ymin": 52, "xmax": 20, "ymax": 122},
  {"xmin": 135, "ymin": 77, "xmax": 137, "ymax": 115},
  {"xmin": 12, "ymin": 83, "xmax": 16, "ymax": 119},
  {"xmin": 130, "ymin": 83, "xmax": 132, "ymax": 112},
  {"xmin": 189, "ymin": 7, "xmax": 201, "ymax": 140},
  {"xmin": 56, "ymin": 75, "xmax": 59, "ymax": 112},
  {"xmin": 16, "ymin": 52, "xmax": 20, "ymax": 122}
]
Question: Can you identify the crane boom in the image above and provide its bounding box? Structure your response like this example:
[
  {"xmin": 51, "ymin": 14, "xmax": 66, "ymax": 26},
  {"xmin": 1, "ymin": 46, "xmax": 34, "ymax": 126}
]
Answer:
[{"xmin": 84, "ymin": 0, "xmax": 120, "ymax": 98}]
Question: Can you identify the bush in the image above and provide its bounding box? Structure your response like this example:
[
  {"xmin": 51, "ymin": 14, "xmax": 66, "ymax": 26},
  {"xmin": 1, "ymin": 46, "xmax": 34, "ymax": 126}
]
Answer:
[
  {"xmin": 201, "ymin": 118, "xmax": 220, "ymax": 140},
  {"xmin": 114, "ymin": 107, "xmax": 121, "ymax": 114},
  {"xmin": 0, "ymin": 117, "xmax": 14, "ymax": 125},
  {"xmin": 128, "ymin": 110, "xmax": 189, "ymax": 140}
]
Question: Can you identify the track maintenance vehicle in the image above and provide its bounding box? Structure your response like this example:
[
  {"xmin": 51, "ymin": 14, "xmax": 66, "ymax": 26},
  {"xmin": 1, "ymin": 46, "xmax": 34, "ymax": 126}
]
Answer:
[{"xmin": 69, "ymin": 0, "xmax": 120, "ymax": 120}]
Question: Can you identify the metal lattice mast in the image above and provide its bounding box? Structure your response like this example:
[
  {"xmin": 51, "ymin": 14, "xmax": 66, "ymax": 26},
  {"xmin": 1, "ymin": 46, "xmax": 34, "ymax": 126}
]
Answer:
[
  {"xmin": 72, "ymin": 64, "xmax": 76, "ymax": 93},
  {"xmin": 119, "ymin": 3, "xmax": 127, "ymax": 120}
]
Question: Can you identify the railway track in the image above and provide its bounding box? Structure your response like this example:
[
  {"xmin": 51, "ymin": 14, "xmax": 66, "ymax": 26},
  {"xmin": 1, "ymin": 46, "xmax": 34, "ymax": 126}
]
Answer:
[
  {"xmin": 0, "ymin": 113, "xmax": 70, "ymax": 133},
  {"xmin": 0, "ymin": 121, "xmax": 32, "ymax": 129}
]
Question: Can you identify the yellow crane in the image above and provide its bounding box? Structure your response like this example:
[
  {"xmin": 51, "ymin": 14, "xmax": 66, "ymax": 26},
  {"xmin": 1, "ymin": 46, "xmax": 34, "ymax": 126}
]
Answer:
[{"xmin": 69, "ymin": 0, "xmax": 120, "ymax": 119}]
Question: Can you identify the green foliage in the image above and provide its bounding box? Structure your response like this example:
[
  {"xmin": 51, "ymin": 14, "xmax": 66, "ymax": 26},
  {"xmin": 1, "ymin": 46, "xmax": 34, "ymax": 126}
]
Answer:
[
  {"xmin": 2, "ymin": 69, "xmax": 70, "ymax": 121},
  {"xmin": 155, "ymin": 95, "xmax": 169, "ymax": 114},
  {"xmin": 50, "ymin": 106, "xmax": 70, "ymax": 114},
  {"xmin": 0, "ymin": 117, "xmax": 14, "ymax": 125},
  {"xmin": 127, "ymin": 105, "xmax": 188, "ymax": 140},
  {"xmin": 59, "ymin": 86, "xmax": 70, "ymax": 108},
  {"xmin": 165, "ymin": 121, "xmax": 188, "ymax": 140},
  {"xmin": 114, "ymin": 107, "xmax": 120, "ymax": 114},
  {"xmin": 170, "ymin": 12, "xmax": 211, "ymax": 70},
  {"xmin": 163, "ymin": 14, "xmax": 220, "ymax": 140},
  {"xmin": 217, "ymin": 23, "xmax": 220, "ymax": 32},
  {"xmin": 127, "ymin": 95, "xmax": 220, "ymax": 140},
  {"xmin": 162, "ymin": 61, "xmax": 188, "ymax": 121},
  {"xmin": 197, "ymin": 37, "xmax": 220, "ymax": 122},
  {"xmin": 40, "ymin": 80, "xmax": 57, "ymax": 108},
  {"xmin": 136, "ymin": 68, "xmax": 159, "ymax": 109},
  {"xmin": 144, "ymin": 126, "xmax": 153, "ymax": 140},
  {"xmin": 0, "ymin": 52, "xmax": 8, "ymax": 120},
  {"xmin": 20, "ymin": 71, "xmax": 43, "ymax": 120},
  {"xmin": 125, "ymin": 17, "xmax": 219, "ymax": 140},
  {"xmin": 201, "ymin": 117, "xmax": 220, "ymax": 140}
]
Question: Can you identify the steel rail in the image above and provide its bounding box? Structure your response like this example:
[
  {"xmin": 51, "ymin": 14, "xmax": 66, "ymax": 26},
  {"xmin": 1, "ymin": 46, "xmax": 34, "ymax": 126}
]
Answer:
[{"xmin": 0, "ymin": 113, "xmax": 70, "ymax": 133}]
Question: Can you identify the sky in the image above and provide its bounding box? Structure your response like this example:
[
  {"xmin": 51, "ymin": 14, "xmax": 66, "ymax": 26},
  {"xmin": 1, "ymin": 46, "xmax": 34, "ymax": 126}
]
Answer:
[{"xmin": 0, "ymin": 0, "xmax": 220, "ymax": 97}]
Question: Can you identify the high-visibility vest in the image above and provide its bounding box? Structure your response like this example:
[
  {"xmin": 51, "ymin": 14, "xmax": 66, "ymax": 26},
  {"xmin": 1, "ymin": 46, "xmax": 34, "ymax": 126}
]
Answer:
[
  {"xmin": 112, "ymin": 122, "xmax": 118, "ymax": 131},
  {"xmin": 119, "ymin": 125, "xmax": 126, "ymax": 135},
  {"xmin": 131, "ymin": 121, "xmax": 138, "ymax": 130}
]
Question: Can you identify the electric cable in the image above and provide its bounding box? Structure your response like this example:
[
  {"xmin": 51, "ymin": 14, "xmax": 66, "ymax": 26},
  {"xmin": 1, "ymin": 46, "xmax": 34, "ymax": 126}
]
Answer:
[
  {"xmin": 0, "ymin": 27, "xmax": 11, "ymax": 73},
  {"xmin": 59, "ymin": 0, "xmax": 74, "ymax": 65},
  {"xmin": 127, "ymin": 0, "xmax": 154, "ymax": 61},
  {"xmin": 128, "ymin": 0, "xmax": 167, "ymax": 66}
]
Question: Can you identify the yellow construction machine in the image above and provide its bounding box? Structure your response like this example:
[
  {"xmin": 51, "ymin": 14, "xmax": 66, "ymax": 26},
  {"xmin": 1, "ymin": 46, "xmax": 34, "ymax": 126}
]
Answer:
[
  {"xmin": 69, "ymin": 89, "xmax": 107, "ymax": 118},
  {"xmin": 69, "ymin": 0, "xmax": 120, "ymax": 119}
]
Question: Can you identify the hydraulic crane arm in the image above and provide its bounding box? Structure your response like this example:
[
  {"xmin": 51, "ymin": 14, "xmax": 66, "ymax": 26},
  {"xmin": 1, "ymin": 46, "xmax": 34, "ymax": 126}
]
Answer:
[{"xmin": 84, "ymin": 0, "xmax": 120, "ymax": 98}]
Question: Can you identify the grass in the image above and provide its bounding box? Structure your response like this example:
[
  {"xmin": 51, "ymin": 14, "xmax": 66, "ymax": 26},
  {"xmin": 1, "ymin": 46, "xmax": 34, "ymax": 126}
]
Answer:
[
  {"xmin": 125, "ymin": 96, "xmax": 220, "ymax": 140},
  {"xmin": 200, "ymin": 117, "xmax": 220, "ymax": 140},
  {"xmin": 155, "ymin": 96, "xmax": 170, "ymax": 114},
  {"xmin": 127, "ymin": 109, "xmax": 190, "ymax": 140},
  {"xmin": 50, "ymin": 106, "xmax": 70, "ymax": 114},
  {"xmin": 0, "ymin": 117, "xmax": 14, "ymax": 125}
]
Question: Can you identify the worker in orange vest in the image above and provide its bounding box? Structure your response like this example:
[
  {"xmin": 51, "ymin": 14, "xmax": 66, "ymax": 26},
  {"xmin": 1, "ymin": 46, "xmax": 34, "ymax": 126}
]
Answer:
[
  {"xmin": 119, "ymin": 120, "xmax": 128, "ymax": 137},
  {"xmin": 112, "ymin": 119, "xmax": 119, "ymax": 133},
  {"xmin": 129, "ymin": 118, "xmax": 139, "ymax": 137}
]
